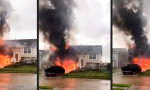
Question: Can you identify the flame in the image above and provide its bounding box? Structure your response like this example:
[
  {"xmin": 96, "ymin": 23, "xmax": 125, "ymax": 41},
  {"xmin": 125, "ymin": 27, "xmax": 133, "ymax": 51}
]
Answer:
[
  {"xmin": 0, "ymin": 39, "xmax": 4, "ymax": 45},
  {"xmin": 51, "ymin": 45, "xmax": 58, "ymax": 51},
  {"xmin": 133, "ymin": 57, "xmax": 150, "ymax": 72},
  {"xmin": 0, "ymin": 39, "xmax": 12, "ymax": 68},
  {"xmin": 65, "ymin": 44, "xmax": 69, "ymax": 50},
  {"xmin": 55, "ymin": 57, "xmax": 77, "ymax": 73},
  {"xmin": 0, "ymin": 54, "xmax": 12, "ymax": 68}
]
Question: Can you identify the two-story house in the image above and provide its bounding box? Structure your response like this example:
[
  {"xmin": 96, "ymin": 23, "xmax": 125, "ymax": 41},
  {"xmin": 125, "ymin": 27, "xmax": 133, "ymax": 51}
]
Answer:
[
  {"xmin": 72, "ymin": 45, "xmax": 102, "ymax": 69},
  {"xmin": 39, "ymin": 45, "xmax": 102, "ymax": 69},
  {"xmin": 5, "ymin": 39, "xmax": 37, "ymax": 64}
]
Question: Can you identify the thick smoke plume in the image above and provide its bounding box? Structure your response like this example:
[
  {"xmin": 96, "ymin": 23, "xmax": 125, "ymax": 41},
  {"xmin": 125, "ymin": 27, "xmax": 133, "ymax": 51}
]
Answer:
[
  {"xmin": 0, "ymin": 0, "xmax": 13, "ymax": 57},
  {"xmin": 113, "ymin": 0, "xmax": 150, "ymax": 58},
  {"xmin": 39, "ymin": 0, "xmax": 78, "ymax": 63}
]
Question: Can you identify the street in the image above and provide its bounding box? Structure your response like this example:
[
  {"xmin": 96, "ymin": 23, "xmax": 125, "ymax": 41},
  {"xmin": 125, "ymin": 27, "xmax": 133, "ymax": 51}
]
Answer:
[
  {"xmin": 113, "ymin": 72, "xmax": 150, "ymax": 90},
  {"xmin": 40, "ymin": 74, "xmax": 110, "ymax": 90},
  {"xmin": 0, "ymin": 73, "xmax": 37, "ymax": 90}
]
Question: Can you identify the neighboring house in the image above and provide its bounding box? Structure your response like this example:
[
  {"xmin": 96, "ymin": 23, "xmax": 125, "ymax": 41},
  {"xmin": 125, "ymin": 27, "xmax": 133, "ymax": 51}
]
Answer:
[
  {"xmin": 113, "ymin": 48, "xmax": 128, "ymax": 67},
  {"xmin": 5, "ymin": 39, "xmax": 37, "ymax": 64},
  {"xmin": 72, "ymin": 45, "xmax": 102, "ymax": 69},
  {"xmin": 39, "ymin": 45, "xmax": 102, "ymax": 69}
]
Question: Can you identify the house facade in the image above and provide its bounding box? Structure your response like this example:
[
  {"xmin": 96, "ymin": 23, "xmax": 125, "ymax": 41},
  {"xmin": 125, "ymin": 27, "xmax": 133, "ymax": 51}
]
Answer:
[
  {"xmin": 72, "ymin": 45, "xmax": 102, "ymax": 69},
  {"xmin": 39, "ymin": 45, "xmax": 102, "ymax": 69},
  {"xmin": 113, "ymin": 48, "xmax": 128, "ymax": 67},
  {"xmin": 5, "ymin": 39, "xmax": 37, "ymax": 64}
]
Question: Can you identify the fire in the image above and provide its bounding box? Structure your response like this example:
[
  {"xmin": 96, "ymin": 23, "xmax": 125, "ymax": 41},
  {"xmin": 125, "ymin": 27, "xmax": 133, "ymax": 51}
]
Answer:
[
  {"xmin": 133, "ymin": 57, "xmax": 150, "ymax": 72},
  {"xmin": 0, "ymin": 39, "xmax": 4, "ymax": 45},
  {"xmin": 0, "ymin": 54, "xmax": 12, "ymax": 68},
  {"xmin": 55, "ymin": 57, "xmax": 77, "ymax": 73},
  {"xmin": 0, "ymin": 39, "xmax": 12, "ymax": 68}
]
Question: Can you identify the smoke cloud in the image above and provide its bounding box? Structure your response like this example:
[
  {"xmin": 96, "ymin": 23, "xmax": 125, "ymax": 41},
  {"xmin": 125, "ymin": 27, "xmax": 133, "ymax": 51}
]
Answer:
[
  {"xmin": 39, "ymin": 0, "xmax": 78, "ymax": 63},
  {"xmin": 0, "ymin": 0, "xmax": 13, "ymax": 57},
  {"xmin": 113, "ymin": 0, "xmax": 150, "ymax": 58}
]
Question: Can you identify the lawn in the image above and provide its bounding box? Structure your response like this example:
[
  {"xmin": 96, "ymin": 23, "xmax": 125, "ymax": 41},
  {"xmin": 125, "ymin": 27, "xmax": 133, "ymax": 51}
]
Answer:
[
  {"xmin": 39, "ymin": 85, "xmax": 53, "ymax": 90},
  {"xmin": 139, "ymin": 69, "xmax": 150, "ymax": 76},
  {"xmin": 113, "ymin": 83, "xmax": 131, "ymax": 90},
  {"xmin": 62, "ymin": 69, "xmax": 110, "ymax": 80},
  {"xmin": 0, "ymin": 63, "xmax": 37, "ymax": 74},
  {"xmin": 113, "ymin": 83, "xmax": 131, "ymax": 87}
]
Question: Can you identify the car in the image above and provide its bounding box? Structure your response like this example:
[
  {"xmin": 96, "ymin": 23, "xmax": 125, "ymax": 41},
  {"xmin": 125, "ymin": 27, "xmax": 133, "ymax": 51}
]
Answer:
[
  {"xmin": 45, "ymin": 66, "xmax": 65, "ymax": 77},
  {"xmin": 121, "ymin": 64, "xmax": 142, "ymax": 75}
]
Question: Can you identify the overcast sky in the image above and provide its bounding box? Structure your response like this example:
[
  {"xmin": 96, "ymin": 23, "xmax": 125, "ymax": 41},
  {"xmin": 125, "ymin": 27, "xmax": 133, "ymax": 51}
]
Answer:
[
  {"xmin": 40, "ymin": 0, "xmax": 110, "ymax": 62},
  {"xmin": 5, "ymin": 0, "xmax": 37, "ymax": 39}
]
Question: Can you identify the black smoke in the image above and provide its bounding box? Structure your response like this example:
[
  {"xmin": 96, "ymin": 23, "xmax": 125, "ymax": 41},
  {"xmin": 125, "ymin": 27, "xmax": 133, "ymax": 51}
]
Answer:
[
  {"xmin": 0, "ymin": 0, "xmax": 13, "ymax": 57},
  {"xmin": 113, "ymin": 0, "xmax": 150, "ymax": 58},
  {"xmin": 39, "ymin": 0, "xmax": 78, "ymax": 63}
]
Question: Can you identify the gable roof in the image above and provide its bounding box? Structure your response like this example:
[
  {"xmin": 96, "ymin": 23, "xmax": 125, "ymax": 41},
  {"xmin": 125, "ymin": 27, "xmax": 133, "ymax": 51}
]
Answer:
[
  {"xmin": 5, "ymin": 39, "xmax": 37, "ymax": 47},
  {"xmin": 71, "ymin": 45, "xmax": 102, "ymax": 54}
]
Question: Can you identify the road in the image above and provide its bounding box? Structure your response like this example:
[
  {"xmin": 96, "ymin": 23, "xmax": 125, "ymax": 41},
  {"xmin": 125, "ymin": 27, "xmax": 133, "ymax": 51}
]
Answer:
[
  {"xmin": 0, "ymin": 73, "xmax": 37, "ymax": 90},
  {"xmin": 113, "ymin": 72, "xmax": 150, "ymax": 90},
  {"xmin": 40, "ymin": 74, "xmax": 110, "ymax": 90}
]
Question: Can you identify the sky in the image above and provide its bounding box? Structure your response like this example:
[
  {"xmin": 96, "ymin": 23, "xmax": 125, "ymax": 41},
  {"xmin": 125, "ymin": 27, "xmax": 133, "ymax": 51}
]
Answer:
[
  {"xmin": 39, "ymin": 0, "xmax": 110, "ymax": 62},
  {"xmin": 4, "ymin": 0, "xmax": 37, "ymax": 39}
]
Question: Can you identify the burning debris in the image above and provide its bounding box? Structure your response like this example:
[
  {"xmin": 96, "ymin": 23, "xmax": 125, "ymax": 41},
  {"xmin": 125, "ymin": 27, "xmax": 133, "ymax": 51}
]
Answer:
[
  {"xmin": 39, "ymin": 0, "xmax": 78, "ymax": 75},
  {"xmin": 0, "ymin": 0, "xmax": 13, "ymax": 68},
  {"xmin": 113, "ymin": 0, "xmax": 150, "ymax": 72}
]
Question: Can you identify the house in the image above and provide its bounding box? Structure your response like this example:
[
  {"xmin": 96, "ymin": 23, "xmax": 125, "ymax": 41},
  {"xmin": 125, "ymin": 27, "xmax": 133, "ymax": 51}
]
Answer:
[
  {"xmin": 71, "ymin": 45, "xmax": 102, "ymax": 69},
  {"xmin": 39, "ymin": 45, "xmax": 102, "ymax": 69},
  {"xmin": 113, "ymin": 48, "xmax": 128, "ymax": 67},
  {"xmin": 5, "ymin": 39, "xmax": 37, "ymax": 64}
]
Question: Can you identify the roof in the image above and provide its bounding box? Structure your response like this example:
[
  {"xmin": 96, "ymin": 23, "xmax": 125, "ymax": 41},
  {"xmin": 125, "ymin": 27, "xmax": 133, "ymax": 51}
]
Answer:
[
  {"xmin": 5, "ymin": 39, "xmax": 37, "ymax": 47},
  {"xmin": 71, "ymin": 45, "xmax": 102, "ymax": 54}
]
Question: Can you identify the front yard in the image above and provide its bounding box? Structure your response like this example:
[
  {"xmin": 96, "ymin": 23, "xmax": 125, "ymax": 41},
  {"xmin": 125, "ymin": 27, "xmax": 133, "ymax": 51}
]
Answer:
[
  {"xmin": 113, "ymin": 83, "xmax": 131, "ymax": 90},
  {"xmin": 0, "ymin": 63, "xmax": 37, "ymax": 74},
  {"xmin": 62, "ymin": 69, "xmax": 110, "ymax": 80},
  {"xmin": 139, "ymin": 69, "xmax": 150, "ymax": 76}
]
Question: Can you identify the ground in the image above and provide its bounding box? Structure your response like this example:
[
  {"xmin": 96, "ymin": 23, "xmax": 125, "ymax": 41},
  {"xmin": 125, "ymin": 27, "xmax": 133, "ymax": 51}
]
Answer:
[
  {"xmin": 0, "ymin": 73, "xmax": 37, "ymax": 90},
  {"xmin": 40, "ymin": 70, "xmax": 110, "ymax": 90},
  {"xmin": 113, "ymin": 69, "xmax": 150, "ymax": 90},
  {"xmin": 0, "ymin": 63, "xmax": 37, "ymax": 74},
  {"xmin": 63, "ymin": 70, "xmax": 110, "ymax": 80}
]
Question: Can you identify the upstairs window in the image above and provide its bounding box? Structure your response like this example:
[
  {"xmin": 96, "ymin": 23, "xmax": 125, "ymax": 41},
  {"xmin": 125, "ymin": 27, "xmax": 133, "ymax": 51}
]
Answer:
[
  {"xmin": 89, "ymin": 53, "xmax": 96, "ymax": 59},
  {"xmin": 24, "ymin": 47, "xmax": 31, "ymax": 54}
]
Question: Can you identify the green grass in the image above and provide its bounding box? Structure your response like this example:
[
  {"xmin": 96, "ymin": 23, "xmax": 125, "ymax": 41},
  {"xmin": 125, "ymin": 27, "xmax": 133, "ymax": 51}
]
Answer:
[
  {"xmin": 0, "ymin": 63, "xmax": 37, "ymax": 74},
  {"xmin": 62, "ymin": 69, "xmax": 110, "ymax": 80},
  {"xmin": 39, "ymin": 85, "xmax": 53, "ymax": 90},
  {"xmin": 139, "ymin": 69, "xmax": 150, "ymax": 76},
  {"xmin": 113, "ymin": 88, "xmax": 124, "ymax": 90},
  {"xmin": 113, "ymin": 83, "xmax": 131, "ymax": 87}
]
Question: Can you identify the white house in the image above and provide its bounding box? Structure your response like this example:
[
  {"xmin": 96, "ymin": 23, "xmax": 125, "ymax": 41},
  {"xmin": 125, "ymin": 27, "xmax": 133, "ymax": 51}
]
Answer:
[
  {"xmin": 39, "ymin": 45, "xmax": 102, "ymax": 69},
  {"xmin": 5, "ymin": 39, "xmax": 37, "ymax": 64}
]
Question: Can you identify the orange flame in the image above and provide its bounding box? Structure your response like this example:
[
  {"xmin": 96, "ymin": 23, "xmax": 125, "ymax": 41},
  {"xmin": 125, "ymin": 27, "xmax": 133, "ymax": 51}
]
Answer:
[
  {"xmin": 65, "ymin": 44, "xmax": 69, "ymax": 50},
  {"xmin": 55, "ymin": 57, "xmax": 77, "ymax": 73},
  {"xmin": 0, "ymin": 39, "xmax": 12, "ymax": 68},
  {"xmin": 0, "ymin": 54, "xmax": 12, "ymax": 68},
  {"xmin": 133, "ymin": 57, "xmax": 150, "ymax": 72}
]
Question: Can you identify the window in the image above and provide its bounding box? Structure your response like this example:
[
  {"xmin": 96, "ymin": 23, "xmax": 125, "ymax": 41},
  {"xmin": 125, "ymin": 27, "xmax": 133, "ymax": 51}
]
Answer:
[
  {"xmin": 24, "ymin": 47, "xmax": 31, "ymax": 54},
  {"xmin": 89, "ymin": 53, "xmax": 96, "ymax": 59}
]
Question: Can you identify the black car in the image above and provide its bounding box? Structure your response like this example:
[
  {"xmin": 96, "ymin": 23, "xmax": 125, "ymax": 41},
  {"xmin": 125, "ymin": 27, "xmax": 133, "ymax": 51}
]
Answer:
[
  {"xmin": 45, "ymin": 66, "xmax": 65, "ymax": 77},
  {"xmin": 121, "ymin": 64, "xmax": 142, "ymax": 75}
]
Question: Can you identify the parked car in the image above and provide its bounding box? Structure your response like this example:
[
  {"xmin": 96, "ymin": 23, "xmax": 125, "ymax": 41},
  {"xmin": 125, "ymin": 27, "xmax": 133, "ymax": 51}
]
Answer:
[
  {"xmin": 121, "ymin": 64, "xmax": 142, "ymax": 75},
  {"xmin": 45, "ymin": 66, "xmax": 65, "ymax": 77}
]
